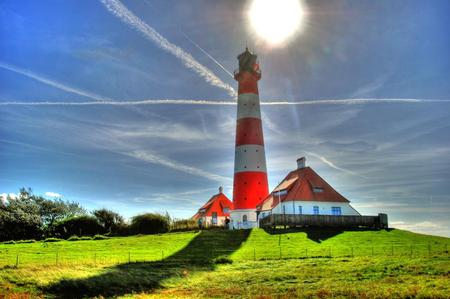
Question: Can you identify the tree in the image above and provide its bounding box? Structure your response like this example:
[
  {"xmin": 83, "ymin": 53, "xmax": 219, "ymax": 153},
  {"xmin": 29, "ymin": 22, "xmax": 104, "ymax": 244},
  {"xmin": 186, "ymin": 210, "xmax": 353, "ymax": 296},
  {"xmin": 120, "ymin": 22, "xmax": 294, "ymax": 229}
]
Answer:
[
  {"xmin": 0, "ymin": 188, "xmax": 87, "ymax": 240},
  {"xmin": 0, "ymin": 188, "xmax": 41, "ymax": 241},
  {"xmin": 93, "ymin": 209, "xmax": 124, "ymax": 234},
  {"xmin": 36, "ymin": 197, "xmax": 85, "ymax": 228}
]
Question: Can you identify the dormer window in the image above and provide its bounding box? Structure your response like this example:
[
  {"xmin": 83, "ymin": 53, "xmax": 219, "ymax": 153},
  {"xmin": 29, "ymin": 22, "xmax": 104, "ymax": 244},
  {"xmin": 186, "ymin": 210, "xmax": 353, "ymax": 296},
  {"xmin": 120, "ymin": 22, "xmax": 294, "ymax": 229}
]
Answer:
[
  {"xmin": 313, "ymin": 187, "xmax": 324, "ymax": 193},
  {"xmin": 273, "ymin": 189, "xmax": 288, "ymax": 197},
  {"xmin": 223, "ymin": 207, "xmax": 230, "ymax": 214},
  {"xmin": 199, "ymin": 208, "xmax": 206, "ymax": 213}
]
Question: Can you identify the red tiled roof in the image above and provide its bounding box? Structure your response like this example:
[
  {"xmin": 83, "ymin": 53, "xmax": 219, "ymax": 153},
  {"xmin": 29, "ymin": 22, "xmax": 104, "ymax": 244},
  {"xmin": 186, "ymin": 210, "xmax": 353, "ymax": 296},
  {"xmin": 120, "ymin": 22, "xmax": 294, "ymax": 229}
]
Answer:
[
  {"xmin": 257, "ymin": 167, "xmax": 349, "ymax": 211},
  {"xmin": 193, "ymin": 193, "xmax": 233, "ymax": 219}
]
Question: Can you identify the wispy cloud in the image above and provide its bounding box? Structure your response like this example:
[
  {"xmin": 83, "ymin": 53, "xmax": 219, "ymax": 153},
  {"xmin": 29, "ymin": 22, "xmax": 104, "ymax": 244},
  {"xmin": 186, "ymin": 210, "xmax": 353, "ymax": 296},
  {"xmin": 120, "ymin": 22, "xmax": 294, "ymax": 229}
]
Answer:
[
  {"xmin": 110, "ymin": 123, "xmax": 210, "ymax": 142},
  {"xmin": 1, "ymin": 98, "xmax": 448, "ymax": 107},
  {"xmin": 305, "ymin": 151, "xmax": 365, "ymax": 177},
  {"xmin": 126, "ymin": 150, "xmax": 231, "ymax": 183},
  {"xmin": 44, "ymin": 191, "xmax": 63, "ymax": 198},
  {"xmin": 99, "ymin": 0, "xmax": 237, "ymax": 98},
  {"xmin": 0, "ymin": 62, "xmax": 111, "ymax": 101}
]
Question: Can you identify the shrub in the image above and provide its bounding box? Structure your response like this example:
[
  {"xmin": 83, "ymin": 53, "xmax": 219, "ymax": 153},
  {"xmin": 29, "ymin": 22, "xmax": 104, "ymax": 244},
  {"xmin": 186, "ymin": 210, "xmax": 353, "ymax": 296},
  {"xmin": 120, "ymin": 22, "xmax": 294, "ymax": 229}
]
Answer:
[
  {"xmin": 67, "ymin": 235, "xmax": 80, "ymax": 241},
  {"xmin": 171, "ymin": 219, "xmax": 198, "ymax": 232},
  {"xmin": 16, "ymin": 239, "xmax": 36, "ymax": 243},
  {"xmin": 93, "ymin": 234, "xmax": 109, "ymax": 240},
  {"xmin": 53, "ymin": 216, "xmax": 104, "ymax": 239},
  {"xmin": 44, "ymin": 237, "xmax": 62, "ymax": 243},
  {"xmin": 213, "ymin": 256, "xmax": 233, "ymax": 264},
  {"xmin": 130, "ymin": 213, "xmax": 169, "ymax": 235},
  {"xmin": 3, "ymin": 240, "xmax": 15, "ymax": 244},
  {"xmin": 68, "ymin": 235, "xmax": 92, "ymax": 241}
]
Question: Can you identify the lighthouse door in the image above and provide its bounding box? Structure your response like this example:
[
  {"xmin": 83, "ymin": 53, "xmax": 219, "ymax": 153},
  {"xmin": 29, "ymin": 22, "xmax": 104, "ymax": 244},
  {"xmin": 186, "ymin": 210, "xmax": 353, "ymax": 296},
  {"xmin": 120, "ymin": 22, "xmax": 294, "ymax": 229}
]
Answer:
[{"xmin": 212, "ymin": 212, "xmax": 218, "ymax": 225}]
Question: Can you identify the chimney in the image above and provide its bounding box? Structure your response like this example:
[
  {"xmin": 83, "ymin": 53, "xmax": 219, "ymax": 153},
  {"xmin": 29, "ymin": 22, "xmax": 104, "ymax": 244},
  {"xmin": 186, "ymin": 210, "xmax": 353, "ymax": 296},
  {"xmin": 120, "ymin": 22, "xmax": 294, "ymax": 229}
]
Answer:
[
  {"xmin": 297, "ymin": 157, "xmax": 306, "ymax": 169},
  {"xmin": 219, "ymin": 186, "xmax": 223, "ymax": 194}
]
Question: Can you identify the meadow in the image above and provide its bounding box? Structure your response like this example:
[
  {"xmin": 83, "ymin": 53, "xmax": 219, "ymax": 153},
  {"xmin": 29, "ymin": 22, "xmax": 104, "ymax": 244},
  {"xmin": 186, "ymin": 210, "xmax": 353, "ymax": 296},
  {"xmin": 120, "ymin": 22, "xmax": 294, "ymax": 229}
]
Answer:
[{"xmin": 0, "ymin": 228, "xmax": 449, "ymax": 298}]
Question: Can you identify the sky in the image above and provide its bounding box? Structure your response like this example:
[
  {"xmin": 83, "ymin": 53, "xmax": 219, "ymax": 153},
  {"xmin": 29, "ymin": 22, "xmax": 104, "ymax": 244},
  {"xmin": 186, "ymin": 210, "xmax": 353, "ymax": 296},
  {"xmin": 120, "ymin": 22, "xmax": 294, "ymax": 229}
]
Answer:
[{"xmin": 1, "ymin": 0, "xmax": 449, "ymax": 237}]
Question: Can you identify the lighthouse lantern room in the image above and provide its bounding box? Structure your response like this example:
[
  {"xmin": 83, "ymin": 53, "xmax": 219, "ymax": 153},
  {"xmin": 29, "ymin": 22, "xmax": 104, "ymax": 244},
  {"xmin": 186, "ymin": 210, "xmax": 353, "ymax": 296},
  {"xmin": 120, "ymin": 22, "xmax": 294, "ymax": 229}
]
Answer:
[{"xmin": 230, "ymin": 48, "xmax": 269, "ymax": 229}]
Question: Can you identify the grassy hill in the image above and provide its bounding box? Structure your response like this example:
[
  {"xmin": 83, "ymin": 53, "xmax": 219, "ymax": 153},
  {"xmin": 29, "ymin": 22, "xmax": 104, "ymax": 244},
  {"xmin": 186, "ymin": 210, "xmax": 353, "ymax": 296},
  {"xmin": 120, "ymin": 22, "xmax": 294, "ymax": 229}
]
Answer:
[{"xmin": 1, "ymin": 228, "xmax": 449, "ymax": 298}]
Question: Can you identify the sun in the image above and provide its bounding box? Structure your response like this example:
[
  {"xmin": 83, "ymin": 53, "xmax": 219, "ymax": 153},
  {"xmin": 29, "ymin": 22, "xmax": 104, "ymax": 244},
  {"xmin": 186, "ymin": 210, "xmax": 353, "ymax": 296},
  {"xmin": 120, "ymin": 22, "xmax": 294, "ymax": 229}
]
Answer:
[{"xmin": 249, "ymin": 0, "xmax": 304, "ymax": 45}]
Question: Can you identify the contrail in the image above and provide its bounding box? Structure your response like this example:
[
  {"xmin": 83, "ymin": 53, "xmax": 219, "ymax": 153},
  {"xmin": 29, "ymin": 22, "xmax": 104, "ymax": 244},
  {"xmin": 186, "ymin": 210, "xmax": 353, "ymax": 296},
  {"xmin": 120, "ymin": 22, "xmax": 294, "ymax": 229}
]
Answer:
[
  {"xmin": 127, "ymin": 150, "xmax": 231, "ymax": 183},
  {"xmin": 99, "ymin": 0, "xmax": 237, "ymax": 98},
  {"xmin": 0, "ymin": 62, "xmax": 111, "ymax": 101},
  {"xmin": 1, "ymin": 98, "xmax": 448, "ymax": 107},
  {"xmin": 180, "ymin": 32, "xmax": 234, "ymax": 78},
  {"xmin": 305, "ymin": 151, "xmax": 366, "ymax": 178}
]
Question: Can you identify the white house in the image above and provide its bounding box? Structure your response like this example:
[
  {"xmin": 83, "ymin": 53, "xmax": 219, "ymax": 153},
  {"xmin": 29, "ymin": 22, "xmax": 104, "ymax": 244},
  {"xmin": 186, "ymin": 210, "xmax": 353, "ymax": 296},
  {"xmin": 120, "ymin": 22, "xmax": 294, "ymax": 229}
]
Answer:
[{"xmin": 256, "ymin": 157, "xmax": 360, "ymax": 221}]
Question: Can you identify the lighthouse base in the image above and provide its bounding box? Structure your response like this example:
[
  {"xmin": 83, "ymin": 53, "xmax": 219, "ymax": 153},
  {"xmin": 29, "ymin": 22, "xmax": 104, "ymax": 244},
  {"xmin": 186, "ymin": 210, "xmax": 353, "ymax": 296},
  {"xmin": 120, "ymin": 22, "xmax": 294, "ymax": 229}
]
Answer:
[{"xmin": 230, "ymin": 209, "xmax": 258, "ymax": 229}]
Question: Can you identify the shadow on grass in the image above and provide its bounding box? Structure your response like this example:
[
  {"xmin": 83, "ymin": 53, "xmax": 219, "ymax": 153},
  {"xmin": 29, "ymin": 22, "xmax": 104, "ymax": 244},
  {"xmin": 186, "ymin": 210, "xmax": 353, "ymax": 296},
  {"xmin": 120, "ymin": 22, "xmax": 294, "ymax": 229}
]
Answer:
[
  {"xmin": 264, "ymin": 227, "xmax": 393, "ymax": 243},
  {"xmin": 45, "ymin": 229, "xmax": 250, "ymax": 298}
]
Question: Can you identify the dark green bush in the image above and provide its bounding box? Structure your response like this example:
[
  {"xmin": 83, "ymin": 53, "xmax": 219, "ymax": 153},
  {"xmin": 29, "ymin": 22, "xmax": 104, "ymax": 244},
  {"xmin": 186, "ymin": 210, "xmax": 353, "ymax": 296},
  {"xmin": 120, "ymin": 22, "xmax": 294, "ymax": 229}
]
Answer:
[
  {"xmin": 68, "ymin": 235, "xmax": 92, "ymax": 241},
  {"xmin": 44, "ymin": 237, "xmax": 62, "ymax": 243},
  {"xmin": 16, "ymin": 239, "xmax": 36, "ymax": 243},
  {"xmin": 130, "ymin": 213, "xmax": 169, "ymax": 235},
  {"xmin": 213, "ymin": 256, "xmax": 233, "ymax": 264},
  {"xmin": 93, "ymin": 234, "xmax": 109, "ymax": 240},
  {"xmin": 3, "ymin": 240, "xmax": 15, "ymax": 244},
  {"xmin": 53, "ymin": 216, "xmax": 104, "ymax": 238}
]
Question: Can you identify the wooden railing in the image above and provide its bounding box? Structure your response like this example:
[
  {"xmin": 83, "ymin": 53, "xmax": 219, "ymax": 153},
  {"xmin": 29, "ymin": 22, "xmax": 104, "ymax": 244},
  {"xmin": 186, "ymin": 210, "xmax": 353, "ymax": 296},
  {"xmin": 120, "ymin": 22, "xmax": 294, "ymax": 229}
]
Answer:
[{"xmin": 259, "ymin": 213, "xmax": 388, "ymax": 229}]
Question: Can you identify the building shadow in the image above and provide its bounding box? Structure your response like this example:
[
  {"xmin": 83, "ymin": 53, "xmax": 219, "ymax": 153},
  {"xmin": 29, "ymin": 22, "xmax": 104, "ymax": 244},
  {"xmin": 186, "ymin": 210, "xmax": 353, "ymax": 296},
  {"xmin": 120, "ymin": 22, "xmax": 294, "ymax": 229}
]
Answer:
[
  {"xmin": 45, "ymin": 229, "xmax": 250, "ymax": 298},
  {"xmin": 263, "ymin": 227, "xmax": 391, "ymax": 243}
]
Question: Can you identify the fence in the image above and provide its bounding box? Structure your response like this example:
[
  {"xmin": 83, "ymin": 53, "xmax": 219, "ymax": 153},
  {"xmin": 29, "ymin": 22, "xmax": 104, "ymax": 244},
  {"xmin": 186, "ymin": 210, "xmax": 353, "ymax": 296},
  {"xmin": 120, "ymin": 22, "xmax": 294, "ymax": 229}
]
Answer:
[
  {"xmin": 260, "ymin": 214, "xmax": 388, "ymax": 229},
  {"xmin": 1, "ymin": 243, "xmax": 447, "ymax": 268}
]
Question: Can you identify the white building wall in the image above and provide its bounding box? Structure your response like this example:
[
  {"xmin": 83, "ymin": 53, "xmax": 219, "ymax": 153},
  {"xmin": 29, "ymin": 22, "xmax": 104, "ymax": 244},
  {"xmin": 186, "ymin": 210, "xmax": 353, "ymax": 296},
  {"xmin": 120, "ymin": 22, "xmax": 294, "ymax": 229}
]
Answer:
[
  {"xmin": 230, "ymin": 209, "xmax": 258, "ymax": 229},
  {"xmin": 259, "ymin": 201, "xmax": 360, "ymax": 219},
  {"xmin": 199, "ymin": 216, "xmax": 229, "ymax": 227}
]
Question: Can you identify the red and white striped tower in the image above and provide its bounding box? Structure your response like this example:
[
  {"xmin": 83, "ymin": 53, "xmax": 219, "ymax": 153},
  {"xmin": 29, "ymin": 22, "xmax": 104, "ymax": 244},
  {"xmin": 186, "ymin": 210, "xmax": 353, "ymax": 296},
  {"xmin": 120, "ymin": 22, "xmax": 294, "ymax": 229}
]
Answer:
[{"xmin": 230, "ymin": 48, "xmax": 269, "ymax": 229}]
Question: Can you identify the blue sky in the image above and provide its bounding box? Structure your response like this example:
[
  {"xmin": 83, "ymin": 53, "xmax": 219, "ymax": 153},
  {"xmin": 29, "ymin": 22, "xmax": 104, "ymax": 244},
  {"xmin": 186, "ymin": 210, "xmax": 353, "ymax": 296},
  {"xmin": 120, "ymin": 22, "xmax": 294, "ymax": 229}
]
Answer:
[{"xmin": 1, "ymin": 0, "xmax": 449, "ymax": 236}]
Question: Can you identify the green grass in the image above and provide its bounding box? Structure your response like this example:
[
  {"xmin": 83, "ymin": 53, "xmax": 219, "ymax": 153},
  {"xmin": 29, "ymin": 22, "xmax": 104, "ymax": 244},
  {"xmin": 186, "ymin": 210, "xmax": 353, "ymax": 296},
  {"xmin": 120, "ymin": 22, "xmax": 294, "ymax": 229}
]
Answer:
[{"xmin": 0, "ymin": 228, "xmax": 449, "ymax": 298}]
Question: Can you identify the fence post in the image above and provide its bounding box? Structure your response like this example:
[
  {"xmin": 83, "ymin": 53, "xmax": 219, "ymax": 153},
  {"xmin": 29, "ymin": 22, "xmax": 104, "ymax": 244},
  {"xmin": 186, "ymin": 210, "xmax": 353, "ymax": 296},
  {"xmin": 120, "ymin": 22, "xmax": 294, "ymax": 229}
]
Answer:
[
  {"xmin": 278, "ymin": 235, "xmax": 281, "ymax": 247},
  {"xmin": 161, "ymin": 250, "xmax": 164, "ymax": 261},
  {"xmin": 428, "ymin": 243, "xmax": 431, "ymax": 257},
  {"xmin": 94, "ymin": 253, "xmax": 97, "ymax": 266},
  {"xmin": 410, "ymin": 245, "xmax": 413, "ymax": 257},
  {"xmin": 56, "ymin": 251, "xmax": 59, "ymax": 266},
  {"xmin": 279, "ymin": 246, "xmax": 282, "ymax": 259},
  {"xmin": 15, "ymin": 253, "xmax": 19, "ymax": 268},
  {"xmin": 329, "ymin": 247, "xmax": 332, "ymax": 257},
  {"xmin": 351, "ymin": 247, "xmax": 354, "ymax": 258},
  {"xmin": 253, "ymin": 248, "xmax": 256, "ymax": 261},
  {"xmin": 128, "ymin": 251, "xmax": 131, "ymax": 263},
  {"xmin": 391, "ymin": 244, "xmax": 394, "ymax": 256}
]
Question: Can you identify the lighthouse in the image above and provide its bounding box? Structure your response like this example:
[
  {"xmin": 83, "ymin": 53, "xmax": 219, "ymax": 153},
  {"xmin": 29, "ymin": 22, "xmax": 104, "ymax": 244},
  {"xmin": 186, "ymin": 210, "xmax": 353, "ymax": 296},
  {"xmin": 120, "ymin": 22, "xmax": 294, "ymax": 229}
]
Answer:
[{"xmin": 230, "ymin": 48, "xmax": 269, "ymax": 229}]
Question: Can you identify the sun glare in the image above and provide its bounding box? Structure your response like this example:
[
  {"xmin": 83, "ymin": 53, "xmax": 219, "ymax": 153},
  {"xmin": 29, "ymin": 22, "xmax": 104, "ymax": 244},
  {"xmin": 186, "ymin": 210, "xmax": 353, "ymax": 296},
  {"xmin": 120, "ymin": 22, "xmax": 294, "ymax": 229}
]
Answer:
[{"xmin": 249, "ymin": 0, "xmax": 304, "ymax": 45}]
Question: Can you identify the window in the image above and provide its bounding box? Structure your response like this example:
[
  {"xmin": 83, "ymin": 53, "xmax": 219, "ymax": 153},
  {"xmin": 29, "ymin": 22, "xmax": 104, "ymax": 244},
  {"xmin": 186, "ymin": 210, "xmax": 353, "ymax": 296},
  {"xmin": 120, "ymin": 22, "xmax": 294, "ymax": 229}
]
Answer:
[
  {"xmin": 212, "ymin": 212, "xmax": 218, "ymax": 225},
  {"xmin": 223, "ymin": 208, "xmax": 230, "ymax": 214},
  {"xmin": 298, "ymin": 206, "xmax": 302, "ymax": 215},
  {"xmin": 313, "ymin": 187, "xmax": 324, "ymax": 193},
  {"xmin": 273, "ymin": 189, "xmax": 288, "ymax": 197},
  {"xmin": 313, "ymin": 206, "xmax": 319, "ymax": 215},
  {"xmin": 282, "ymin": 205, "xmax": 286, "ymax": 214},
  {"xmin": 242, "ymin": 215, "xmax": 248, "ymax": 223},
  {"xmin": 332, "ymin": 207, "xmax": 342, "ymax": 216}
]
